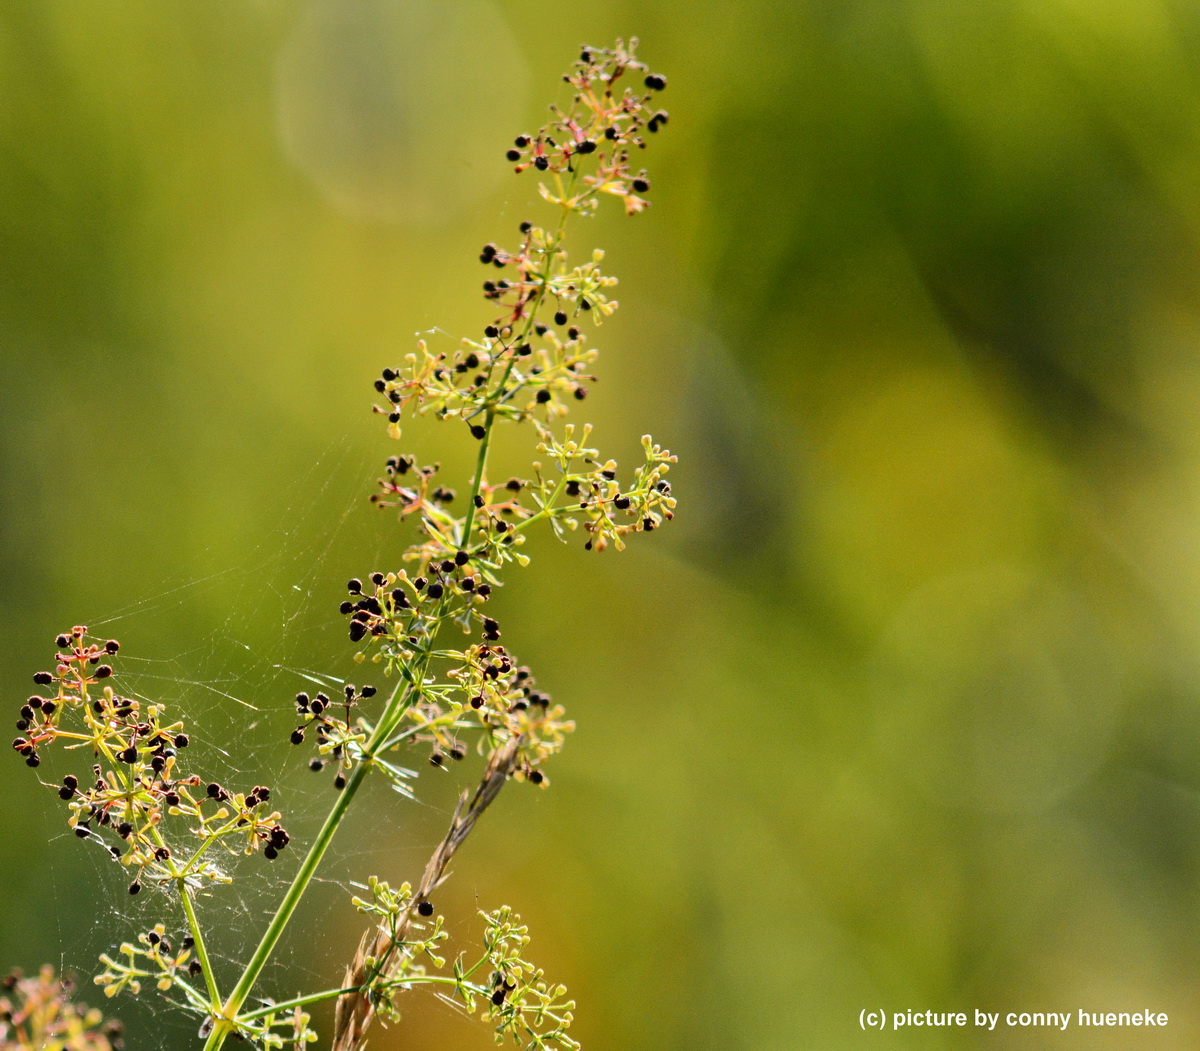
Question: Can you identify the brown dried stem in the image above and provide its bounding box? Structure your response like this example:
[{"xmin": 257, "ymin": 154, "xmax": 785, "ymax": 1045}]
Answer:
[{"xmin": 331, "ymin": 735, "xmax": 524, "ymax": 1050}]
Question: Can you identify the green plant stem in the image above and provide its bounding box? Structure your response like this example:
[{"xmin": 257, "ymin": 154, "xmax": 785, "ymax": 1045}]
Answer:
[
  {"xmin": 460, "ymin": 405, "xmax": 497, "ymax": 542},
  {"xmin": 176, "ymin": 881, "xmax": 222, "ymax": 1009},
  {"xmin": 460, "ymin": 164, "xmax": 583, "ymax": 546},
  {"xmin": 200, "ymin": 762, "xmax": 368, "ymax": 1050},
  {"xmin": 238, "ymin": 986, "xmax": 358, "ymax": 1022},
  {"xmin": 200, "ymin": 678, "xmax": 416, "ymax": 1050},
  {"xmin": 238, "ymin": 973, "xmax": 493, "ymax": 1022}
]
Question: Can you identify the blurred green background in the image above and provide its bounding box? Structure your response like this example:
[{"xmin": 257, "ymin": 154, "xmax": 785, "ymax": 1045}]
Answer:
[{"xmin": 4, "ymin": 1, "xmax": 1200, "ymax": 1048}]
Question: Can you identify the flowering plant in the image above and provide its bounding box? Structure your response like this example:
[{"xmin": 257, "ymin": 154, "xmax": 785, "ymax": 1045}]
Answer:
[{"xmin": 8, "ymin": 39, "xmax": 673, "ymax": 1051}]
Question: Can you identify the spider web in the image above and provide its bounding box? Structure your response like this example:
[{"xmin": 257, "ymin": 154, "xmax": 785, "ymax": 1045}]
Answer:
[{"xmin": 37, "ymin": 427, "xmax": 485, "ymax": 1046}]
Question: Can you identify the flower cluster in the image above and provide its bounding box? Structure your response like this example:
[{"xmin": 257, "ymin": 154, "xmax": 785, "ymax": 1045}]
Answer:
[
  {"xmin": 0, "ymin": 966, "xmax": 124, "ymax": 1050},
  {"xmin": 96, "ymin": 925, "xmax": 202, "ymax": 1000},
  {"xmin": 347, "ymin": 876, "xmax": 449, "ymax": 1025},
  {"xmin": 504, "ymin": 41, "xmax": 667, "ymax": 216},
  {"xmin": 337, "ymin": 567, "xmax": 490, "ymax": 662},
  {"xmin": 342, "ymin": 888, "xmax": 577, "ymax": 1050},
  {"xmin": 433, "ymin": 643, "xmax": 574, "ymax": 784},
  {"xmin": 529, "ymin": 425, "xmax": 676, "ymax": 552},
  {"xmin": 14, "ymin": 628, "xmax": 290, "ymax": 897},
  {"xmin": 324, "ymin": 575, "xmax": 573, "ymax": 786},
  {"xmin": 372, "ymin": 41, "xmax": 668, "ymax": 444},
  {"xmin": 369, "ymin": 39, "xmax": 675, "ymax": 564},
  {"xmin": 336, "ymin": 36, "xmax": 677, "ymax": 813},
  {"xmin": 454, "ymin": 907, "xmax": 578, "ymax": 1050},
  {"xmin": 289, "ymin": 682, "xmax": 377, "ymax": 790}
]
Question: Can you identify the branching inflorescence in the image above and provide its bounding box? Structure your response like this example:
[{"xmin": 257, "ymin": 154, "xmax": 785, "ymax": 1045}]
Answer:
[{"xmin": 10, "ymin": 40, "xmax": 674, "ymax": 1051}]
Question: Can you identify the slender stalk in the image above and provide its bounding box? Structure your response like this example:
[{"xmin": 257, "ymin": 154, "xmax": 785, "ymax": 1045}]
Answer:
[
  {"xmin": 459, "ymin": 406, "xmax": 496, "ymax": 544},
  {"xmin": 240, "ymin": 972, "xmax": 493, "ymax": 1023},
  {"xmin": 237, "ymin": 987, "xmax": 358, "ymax": 1022},
  {"xmin": 177, "ymin": 883, "xmax": 222, "ymax": 1009},
  {"xmin": 201, "ymin": 759, "xmax": 367, "ymax": 1049},
  {"xmin": 460, "ymin": 163, "xmax": 581, "ymax": 545},
  {"xmin": 200, "ymin": 677, "xmax": 416, "ymax": 1049}
]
